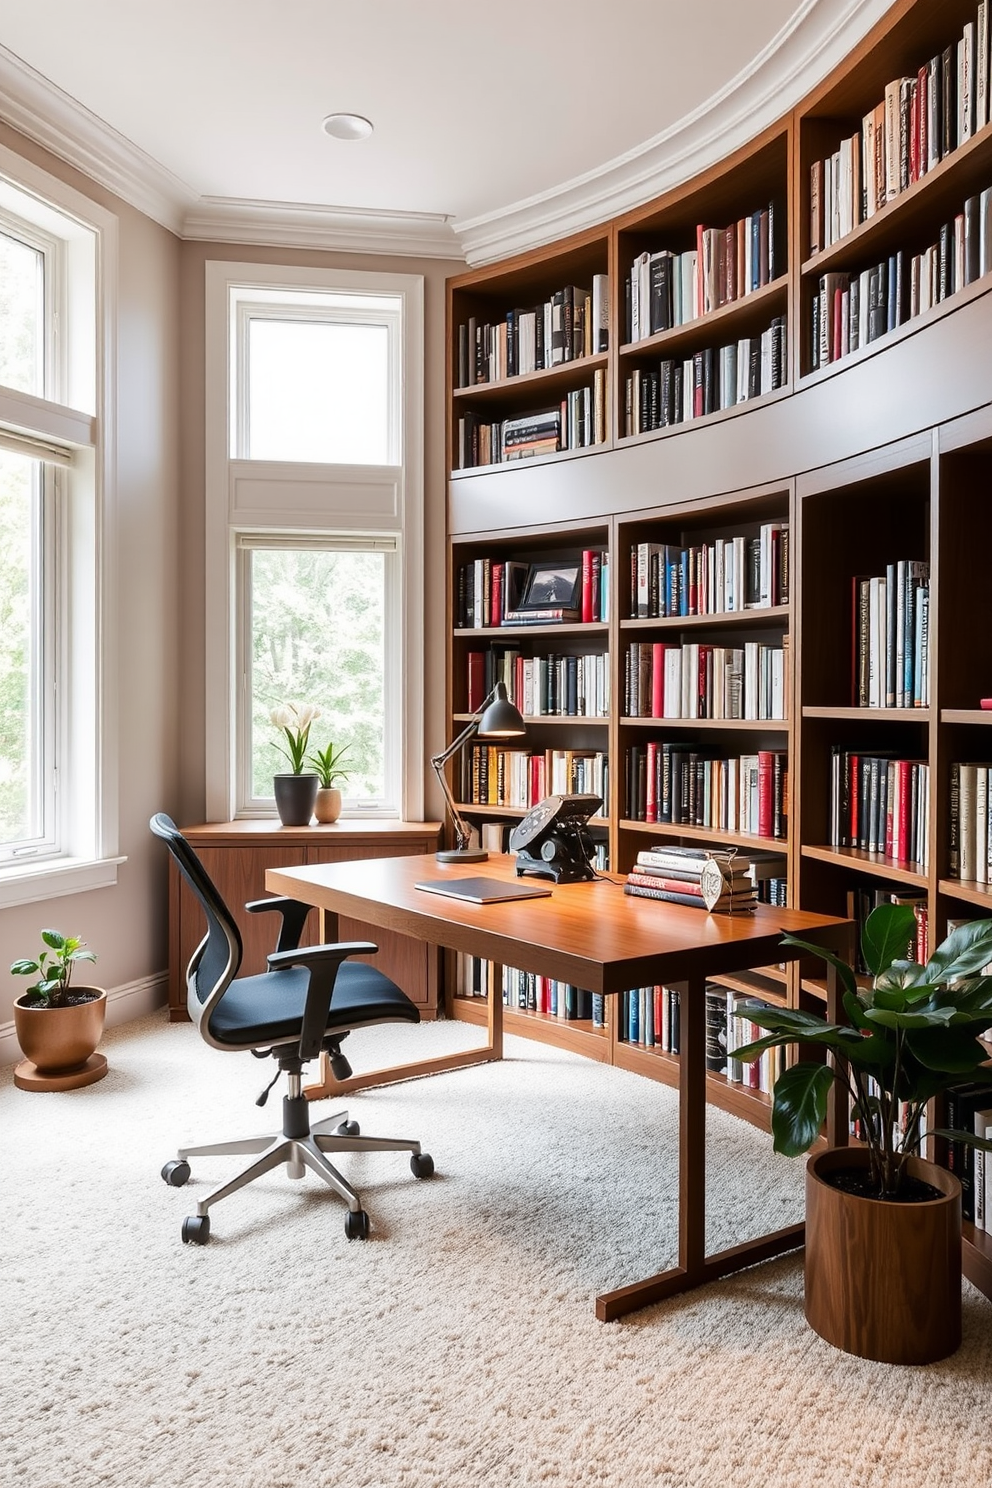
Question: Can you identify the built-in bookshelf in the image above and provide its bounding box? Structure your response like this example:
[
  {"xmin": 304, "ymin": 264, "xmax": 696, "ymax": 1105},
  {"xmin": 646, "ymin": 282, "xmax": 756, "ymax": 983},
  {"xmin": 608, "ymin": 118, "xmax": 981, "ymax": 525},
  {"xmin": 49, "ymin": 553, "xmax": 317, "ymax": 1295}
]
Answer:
[{"xmin": 444, "ymin": 0, "xmax": 992, "ymax": 1295}]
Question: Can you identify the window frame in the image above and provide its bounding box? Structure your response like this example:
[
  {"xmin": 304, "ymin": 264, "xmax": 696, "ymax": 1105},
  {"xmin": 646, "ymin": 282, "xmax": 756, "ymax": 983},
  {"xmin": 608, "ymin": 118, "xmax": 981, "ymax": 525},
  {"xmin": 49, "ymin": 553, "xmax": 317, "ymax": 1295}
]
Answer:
[
  {"xmin": 0, "ymin": 142, "xmax": 120, "ymax": 908},
  {"xmin": 204, "ymin": 260, "xmax": 425, "ymax": 825}
]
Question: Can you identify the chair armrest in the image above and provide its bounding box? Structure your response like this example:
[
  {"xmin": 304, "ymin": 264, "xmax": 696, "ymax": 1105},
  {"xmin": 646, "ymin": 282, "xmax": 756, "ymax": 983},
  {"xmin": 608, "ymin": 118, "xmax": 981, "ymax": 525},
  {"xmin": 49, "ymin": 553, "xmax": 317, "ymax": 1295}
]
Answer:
[
  {"xmin": 245, "ymin": 896, "xmax": 312, "ymax": 953},
  {"xmin": 266, "ymin": 942, "xmax": 380, "ymax": 1061}
]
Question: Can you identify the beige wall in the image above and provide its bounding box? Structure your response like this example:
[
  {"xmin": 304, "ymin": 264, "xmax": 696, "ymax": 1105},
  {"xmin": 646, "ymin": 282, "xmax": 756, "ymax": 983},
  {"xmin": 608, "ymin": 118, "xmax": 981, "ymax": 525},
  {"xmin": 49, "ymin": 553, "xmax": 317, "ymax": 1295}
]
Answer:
[
  {"xmin": 0, "ymin": 122, "xmax": 459, "ymax": 1043},
  {"xmin": 177, "ymin": 241, "xmax": 459, "ymax": 827},
  {"xmin": 0, "ymin": 123, "xmax": 182, "ymax": 1031}
]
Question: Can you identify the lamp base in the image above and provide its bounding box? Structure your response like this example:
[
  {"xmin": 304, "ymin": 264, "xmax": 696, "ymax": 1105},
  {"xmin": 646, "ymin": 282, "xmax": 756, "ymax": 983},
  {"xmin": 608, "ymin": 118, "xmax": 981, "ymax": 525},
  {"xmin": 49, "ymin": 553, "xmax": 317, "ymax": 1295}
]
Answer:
[{"xmin": 436, "ymin": 847, "xmax": 489, "ymax": 864}]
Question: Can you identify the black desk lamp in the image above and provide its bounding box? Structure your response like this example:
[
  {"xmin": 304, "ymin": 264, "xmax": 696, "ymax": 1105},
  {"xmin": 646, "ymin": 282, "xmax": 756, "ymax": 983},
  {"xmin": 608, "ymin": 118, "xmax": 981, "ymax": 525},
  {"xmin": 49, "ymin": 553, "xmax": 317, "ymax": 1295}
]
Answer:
[{"xmin": 431, "ymin": 682, "xmax": 526, "ymax": 863}]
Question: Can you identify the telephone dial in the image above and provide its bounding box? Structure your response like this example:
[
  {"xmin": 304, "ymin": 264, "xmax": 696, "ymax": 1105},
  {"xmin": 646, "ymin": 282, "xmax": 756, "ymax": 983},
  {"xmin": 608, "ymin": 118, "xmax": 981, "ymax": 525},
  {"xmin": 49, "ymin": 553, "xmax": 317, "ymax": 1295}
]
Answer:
[{"xmin": 508, "ymin": 793, "xmax": 602, "ymax": 884}]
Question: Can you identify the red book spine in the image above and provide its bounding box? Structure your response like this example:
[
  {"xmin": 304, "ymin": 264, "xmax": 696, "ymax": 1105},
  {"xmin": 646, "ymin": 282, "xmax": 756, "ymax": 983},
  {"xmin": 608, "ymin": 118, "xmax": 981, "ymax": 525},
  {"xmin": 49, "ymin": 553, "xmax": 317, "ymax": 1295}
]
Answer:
[
  {"xmin": 491, "ymin": 562, "xmax": 503, "ymax": 628},
  {"xmin": 849, "ymin": 753, "xmax": 859, "ymax": 846},
  {"xmin": 514, "ymin": 654, "xmax": 525, "ymax": 709},
  {"xmin": 581, "ymin": 549, "xmax": 594, "ymax": 623},
  {"xmin": 651, "ymin": 643, "xmax": 665, "ymax": 718},
  {"xmin": 590, "ymin": 551, "xmax": 601, "ymax": 622},
  {"xmin": 654, "ymin": 986, "xmax": 664, "ymax": 1040},
  {"xmin": 645, "ymin": 741, "xmax": 658, "ymax": 824},
  {"xmin": 916, "ymin": 63, "xmax": 928, "ymax": 179},
  {"xmin": 896, "ymin": 758, "xmax": 910, "ymax": 861},
  {"xmin": 628, "ymin": 872, "xmax": 704, "ymax": 896},
  {"xmin": 757, "ymin": 750, "xmax": 774, "ymax": 839},
  {"xmin": 467, "ymin": 651, "xmax": 485, "ymax": 713},
  {"xmin": 832, "ymin": 285, "xmax": 844, "ymax": 363},
  {"xmin": 885, "ymin": 764, "xmax": 895, "ymax": 857},
  {"xmin": 909, "ymin": 83, "xmax": 920, "ymax": 184}
]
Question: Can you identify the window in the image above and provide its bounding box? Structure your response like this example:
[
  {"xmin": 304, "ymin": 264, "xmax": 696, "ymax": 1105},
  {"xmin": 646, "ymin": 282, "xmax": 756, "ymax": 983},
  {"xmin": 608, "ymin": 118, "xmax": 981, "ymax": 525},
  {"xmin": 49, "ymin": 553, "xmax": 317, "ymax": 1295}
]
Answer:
[
  {"xmin": 238, "ymin": 537, "xmax": 399, "ymax": 813},
  {"xmin": 0, "ymin": 147, "xmax": 119, "ymax": 906},
  {"xmin": 205, "ymin": 262, "xmax": 424, "ymax": 823}
]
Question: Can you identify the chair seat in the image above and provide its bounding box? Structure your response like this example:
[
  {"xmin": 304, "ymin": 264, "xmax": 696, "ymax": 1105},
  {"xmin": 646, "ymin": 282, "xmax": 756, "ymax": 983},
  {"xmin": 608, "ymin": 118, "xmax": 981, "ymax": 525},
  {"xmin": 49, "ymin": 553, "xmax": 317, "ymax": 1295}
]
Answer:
[{"xmin": 207, "ymin": 961, "xmax": 421, "ymax": 1048}]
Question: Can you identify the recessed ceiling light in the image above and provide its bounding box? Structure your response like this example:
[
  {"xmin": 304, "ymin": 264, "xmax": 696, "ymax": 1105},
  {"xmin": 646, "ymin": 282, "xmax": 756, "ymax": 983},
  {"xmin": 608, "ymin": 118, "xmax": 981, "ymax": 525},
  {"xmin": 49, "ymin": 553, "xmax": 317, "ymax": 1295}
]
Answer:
[{"xmin": 322, "ymin": 113, "xmax": 374, "ymax": 141}]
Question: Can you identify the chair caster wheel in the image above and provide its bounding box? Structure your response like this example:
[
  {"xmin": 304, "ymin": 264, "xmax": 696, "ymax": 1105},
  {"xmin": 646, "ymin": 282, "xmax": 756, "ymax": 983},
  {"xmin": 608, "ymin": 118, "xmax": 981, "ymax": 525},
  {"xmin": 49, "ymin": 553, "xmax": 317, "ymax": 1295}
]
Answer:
[
  {"xmin": 162, "ymin": 1159, "xmax": 191, "ymax": 1187},
  {"xmin": 182, "ymin": 1215, "xmax": 210, "ymax": 1245},
  {"xmin": 345, "ymin": 1209, "xmax": 369, "ymax": 1240},
  {"xmin": 411, "ymin": 1152, "xmax": 434, "ymax": 1179},
  {"xmin": 337, "ymin": 1120, "xmax": 360, "ymax": 1137}
]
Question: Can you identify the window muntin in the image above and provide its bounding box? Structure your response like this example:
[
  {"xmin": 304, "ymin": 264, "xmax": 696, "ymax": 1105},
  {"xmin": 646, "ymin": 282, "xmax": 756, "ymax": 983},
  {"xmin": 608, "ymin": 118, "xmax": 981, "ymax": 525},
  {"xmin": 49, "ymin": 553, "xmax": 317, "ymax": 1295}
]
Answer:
[{"xmin": 239, "ymin": 538, "xmax": 400, "ymax": 815}]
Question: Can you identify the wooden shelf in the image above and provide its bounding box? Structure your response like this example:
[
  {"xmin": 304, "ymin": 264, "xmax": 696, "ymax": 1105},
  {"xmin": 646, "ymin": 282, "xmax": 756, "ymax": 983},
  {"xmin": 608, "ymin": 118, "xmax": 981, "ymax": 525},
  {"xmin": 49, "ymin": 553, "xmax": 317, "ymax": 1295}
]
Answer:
[
  {"xmin": 618, "ymin": 278, "xmax": 787, "ymax": 363},
  {"xmin": 453, "ymin": 713, "xmax": 608, "ymax": 727},
  {"xmin": 452, "ymin": 352, "xmax": 608, "ymax": 410},
  {"xmin": 802, "ymin": 706, "xmax": 931, "ymax": 722},
  {"xmin": 621, "ymin": 605, "xmax": 789, "ymax": 632},
  {"xmin": 620, "ymin": 819, "xmax": 787, "ymax": 854},
  {"xmin": 454, "ymin": 802, "xmax": 609, "ymax": 829},
  {"xmin": 621, "ymin": 716, "xmax": 789, "ymax": 733},
  {"xmin": 941, "ymin": 709, "xmax": 992, "ymax": 725},
  {"xmin": 802, "ymin": 844, "xmax": 927, "ymax": 888},
  {"xmin": 616, "ymin": 384, "xmax": 790, "ymax": 449},
  {"xmin": 938, "ymin": 878, "xmax": 992, "ymax": 908},
  {"xmin": 453, "ymin": 622, "xmax": 608, "ymax": 640}
]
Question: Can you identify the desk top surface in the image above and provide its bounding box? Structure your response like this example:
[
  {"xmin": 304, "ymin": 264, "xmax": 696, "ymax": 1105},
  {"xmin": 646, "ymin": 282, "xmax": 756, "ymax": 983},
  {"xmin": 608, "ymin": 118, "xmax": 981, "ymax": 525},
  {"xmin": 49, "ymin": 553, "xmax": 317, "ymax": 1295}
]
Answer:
[{"xmin": 266, "ymin": 853, "xmax": 850, "ymax": 994}]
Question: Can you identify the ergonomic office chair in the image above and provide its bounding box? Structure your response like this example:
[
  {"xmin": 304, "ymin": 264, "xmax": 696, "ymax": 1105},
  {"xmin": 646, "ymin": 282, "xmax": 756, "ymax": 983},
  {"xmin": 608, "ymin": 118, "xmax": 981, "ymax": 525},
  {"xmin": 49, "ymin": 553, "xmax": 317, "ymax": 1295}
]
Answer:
[{"xmin": 150, "ymin": 813, "xmax": 434, "ymax": 1244}]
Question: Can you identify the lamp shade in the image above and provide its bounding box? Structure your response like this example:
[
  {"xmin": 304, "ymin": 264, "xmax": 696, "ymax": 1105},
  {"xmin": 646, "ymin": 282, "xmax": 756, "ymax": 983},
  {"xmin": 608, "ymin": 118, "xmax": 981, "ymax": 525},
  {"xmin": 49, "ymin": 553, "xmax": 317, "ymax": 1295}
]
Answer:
[{"xmin": 477, "ymin": 683, "xmax": 526, "ymax": 738}]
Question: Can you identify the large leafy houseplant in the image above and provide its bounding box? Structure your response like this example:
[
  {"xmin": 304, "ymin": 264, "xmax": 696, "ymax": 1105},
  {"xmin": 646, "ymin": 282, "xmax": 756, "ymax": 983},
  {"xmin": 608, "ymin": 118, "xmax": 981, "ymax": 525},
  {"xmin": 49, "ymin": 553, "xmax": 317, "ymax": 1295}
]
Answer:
[{"xmin": 735, "ymin": 904, "xmax": 992, "ymax": 1199}]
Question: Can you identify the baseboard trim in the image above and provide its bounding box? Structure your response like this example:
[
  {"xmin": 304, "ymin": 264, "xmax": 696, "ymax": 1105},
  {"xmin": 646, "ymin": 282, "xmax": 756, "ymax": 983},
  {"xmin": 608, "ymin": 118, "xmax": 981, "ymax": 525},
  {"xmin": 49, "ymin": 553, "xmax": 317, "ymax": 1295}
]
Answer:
[{"xmin": 0, "ymin": 971, "xmax": 168, "ymax": 1067}]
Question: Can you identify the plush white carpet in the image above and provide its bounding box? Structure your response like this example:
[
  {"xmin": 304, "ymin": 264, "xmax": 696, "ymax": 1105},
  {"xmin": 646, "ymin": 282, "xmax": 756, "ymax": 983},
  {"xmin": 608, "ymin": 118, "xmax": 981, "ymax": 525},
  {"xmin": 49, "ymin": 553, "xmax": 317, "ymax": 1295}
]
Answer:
[{"xmin": 4, "ymin": 1011, "xmax": 992, "ymax": 1488}]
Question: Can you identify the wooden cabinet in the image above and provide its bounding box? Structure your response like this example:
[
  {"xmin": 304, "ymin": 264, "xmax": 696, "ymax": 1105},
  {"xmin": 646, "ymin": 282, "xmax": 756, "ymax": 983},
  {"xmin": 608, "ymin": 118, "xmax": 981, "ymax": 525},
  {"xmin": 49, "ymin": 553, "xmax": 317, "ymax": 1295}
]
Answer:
[{"xmin": 167, "ymin": 821, "xmax": 441, "ymax": 1020}]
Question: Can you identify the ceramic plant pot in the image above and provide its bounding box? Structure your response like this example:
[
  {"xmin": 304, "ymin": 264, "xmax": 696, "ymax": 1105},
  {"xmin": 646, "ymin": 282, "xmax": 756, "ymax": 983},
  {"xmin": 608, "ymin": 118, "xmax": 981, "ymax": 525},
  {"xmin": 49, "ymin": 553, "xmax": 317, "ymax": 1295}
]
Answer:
[
  {"xmin": 804, "ymin": 1146, "xmax": 962, "ymax": 1364},
  {"xmin": 14, "ymin": 987, "xmax": 108, "ymax": 1078},
  {"xmin": 273, "ymin": 773, "xmax": 319, "ymax": 826},
  {"xmin": 314, "ymin": 786, "xmax": 343, "ymax": 824}
]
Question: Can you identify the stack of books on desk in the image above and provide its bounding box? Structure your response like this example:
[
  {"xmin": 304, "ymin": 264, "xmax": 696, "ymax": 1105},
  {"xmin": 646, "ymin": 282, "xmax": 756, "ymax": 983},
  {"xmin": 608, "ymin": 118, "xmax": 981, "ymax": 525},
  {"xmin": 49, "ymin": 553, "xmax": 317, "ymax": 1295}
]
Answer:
[{"xmin": 623, "ymin": 846, "xmax": 757, "ymax": 912}]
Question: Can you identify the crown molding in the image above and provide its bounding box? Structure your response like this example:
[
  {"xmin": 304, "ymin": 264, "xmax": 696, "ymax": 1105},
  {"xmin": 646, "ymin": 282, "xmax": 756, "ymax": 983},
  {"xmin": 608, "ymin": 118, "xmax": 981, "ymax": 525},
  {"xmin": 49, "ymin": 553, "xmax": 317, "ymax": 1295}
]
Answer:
[
  {"xmin": 182, "ymin": 198, "xmax": 462, "ymax": 260},
  {"xmin": 454, "ymin": 0, "xmax": 894, "ymax": 265},
  {"xmin": 0, "ymin": 43, "xmax": 193, "ymax": 234}
]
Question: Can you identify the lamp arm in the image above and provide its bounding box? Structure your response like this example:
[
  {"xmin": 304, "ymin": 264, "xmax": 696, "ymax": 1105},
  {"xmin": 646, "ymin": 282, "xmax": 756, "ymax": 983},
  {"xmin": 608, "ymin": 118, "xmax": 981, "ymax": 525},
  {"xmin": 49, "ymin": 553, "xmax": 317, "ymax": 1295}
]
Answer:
[{"xmin": 430, "ymin": 747, "xmax": 476, "ymax": 854}]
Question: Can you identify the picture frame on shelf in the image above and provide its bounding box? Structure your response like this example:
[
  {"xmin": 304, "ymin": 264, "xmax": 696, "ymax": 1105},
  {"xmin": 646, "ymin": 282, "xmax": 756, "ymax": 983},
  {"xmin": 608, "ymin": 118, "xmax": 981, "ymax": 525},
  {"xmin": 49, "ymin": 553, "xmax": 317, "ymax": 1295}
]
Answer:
[{"xmin": 520, "ymin": 562, "xmax": 582, "ymax": 610}]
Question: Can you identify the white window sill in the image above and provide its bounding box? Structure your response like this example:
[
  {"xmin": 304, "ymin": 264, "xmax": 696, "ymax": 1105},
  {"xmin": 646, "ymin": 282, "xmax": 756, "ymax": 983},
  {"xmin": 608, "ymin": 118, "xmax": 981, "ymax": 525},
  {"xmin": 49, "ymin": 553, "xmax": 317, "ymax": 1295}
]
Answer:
[{"xmin": 0, "ymin": 855, "xmax": 127, "ymax": 909}]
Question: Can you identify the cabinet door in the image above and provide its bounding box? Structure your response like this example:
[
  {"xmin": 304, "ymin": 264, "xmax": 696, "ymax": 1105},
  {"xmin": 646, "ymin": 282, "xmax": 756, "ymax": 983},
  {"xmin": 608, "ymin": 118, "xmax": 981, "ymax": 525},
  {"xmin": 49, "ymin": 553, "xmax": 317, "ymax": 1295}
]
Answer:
[
  {"xmin": 306, "ymin": 841, "xmax": 437, "ymax": 1007},
  {"xmin": 173, "ymin": 846, "xmax": 309, "ymax": 1010}
]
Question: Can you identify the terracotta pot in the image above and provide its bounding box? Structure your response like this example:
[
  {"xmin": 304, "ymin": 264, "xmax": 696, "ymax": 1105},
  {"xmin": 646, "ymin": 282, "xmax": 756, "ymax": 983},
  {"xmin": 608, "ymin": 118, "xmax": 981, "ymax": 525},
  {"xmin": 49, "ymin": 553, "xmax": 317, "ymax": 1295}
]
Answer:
[
  {"xmin": 13, "ymin": 987, "xmax": 107, "ymax": 1075},
  {"xmin": 804, "ymin": 1146, "xmax": 961, "ymax": 1364},
  {"xmin": 314, "ymin": 786, "xmax": 342, "ymax": 824},
  {"xmin": 273, "ymin": 773, "xmax": 318, "ymax": 826}
]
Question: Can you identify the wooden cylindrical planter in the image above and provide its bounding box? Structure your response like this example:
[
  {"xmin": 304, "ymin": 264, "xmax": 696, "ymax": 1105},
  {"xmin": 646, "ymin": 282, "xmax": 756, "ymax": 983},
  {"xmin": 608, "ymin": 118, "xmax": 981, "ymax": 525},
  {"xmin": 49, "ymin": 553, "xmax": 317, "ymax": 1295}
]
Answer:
[{"xmin": 805, "ymin": 1147, "xmax": 961, "ymax": 1364}]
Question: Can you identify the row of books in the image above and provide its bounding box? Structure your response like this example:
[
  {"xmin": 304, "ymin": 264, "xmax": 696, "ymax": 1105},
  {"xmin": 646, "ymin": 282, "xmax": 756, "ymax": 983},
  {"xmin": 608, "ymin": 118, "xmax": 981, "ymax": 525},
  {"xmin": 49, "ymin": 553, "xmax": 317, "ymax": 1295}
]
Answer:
[
  {"xmin": 624, "ymin": 747, "xmax": 788, "ymax": 840},
  {"xmin": 466, "ymin": 649, "xmax": 610, "ymax": 720},
  {"xmin": 455, "ymin": 549, "xmax": 609, "ymax": 630},
  {"xmin": 629, "ymin": 524, "xmax": 789, "ymax": 619},
  {"xmin": 617, "ymin": 982, "xmax": 786, "ymax": 1092},
  {"xmin": 623, "ymin": 846, "xmax": 758, "ymax": 913},
  {"xmin": 478, "ymin": 821, "xmax": 610, "ymax": 871},
  {"xmin": 851, "ymin": 561, "xmax": 930, "ymax": 709},
  {"xmin": 623, "ymin": 639, "xmax": 787, "ymax": 721},
  {"xmin": 454, "ymin": 277, "xmax": 609, "ymax": 388},
  {"xmin": 456, "ymin": 371, "xmax": 606, "ymax": 469},
  {"xmin": 948, "ymin": 762, "xmax": 992, "ymax": 882},
  {"xmin": 625, "ymin": 204, "xmax": 780, "ymax": 342},
  {"xmin": 455, "ymin": 952, "xmax": 605, "ymax": 1024},
  {"xmin": 623, "ymin": 318, "xmax": 787, "ymax": 435},
  {"xmin": 809, "ymin": 6, "xmax": 991, "ymax": 254},
  {"xmin": 829, "ymin": 750, "xmax": 930, "ymax": 866},
  {"xmin": 946, "ymin": 1082, "xmax": 992, "ymax": 1228},
  {"xmin": 812, "ymin": 191, "xmax": 992, "ymax": 369},
  {"xmin": 460, "ymin": 746, "xmax": 608, "ymax": 810}
]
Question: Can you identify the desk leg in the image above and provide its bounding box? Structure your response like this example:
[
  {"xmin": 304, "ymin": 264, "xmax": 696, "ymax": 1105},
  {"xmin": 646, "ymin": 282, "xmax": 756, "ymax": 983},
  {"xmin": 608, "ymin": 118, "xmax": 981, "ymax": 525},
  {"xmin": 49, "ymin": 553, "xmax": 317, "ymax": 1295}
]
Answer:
[
  {"xmin": 303, "ymin": 942, "xmax": 504, "ymax": 1102},
  {"xmin": 595, "ymin": 973, "xmax": 805, "ymax": 1322}
]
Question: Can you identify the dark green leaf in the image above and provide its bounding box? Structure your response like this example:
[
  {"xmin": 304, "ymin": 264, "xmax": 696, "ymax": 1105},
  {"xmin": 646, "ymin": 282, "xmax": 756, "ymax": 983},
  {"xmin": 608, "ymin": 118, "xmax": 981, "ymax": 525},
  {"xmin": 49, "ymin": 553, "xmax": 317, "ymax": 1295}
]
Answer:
[
  {"xmin": 9, "ymin": 959, "xmax": 40, "ymax": 977},
  {"xmin": 926, "ymin": 918, "xmax": 992, "ymax": 984},
  {"xmin": 864, "ymin": 1006, "xmax": 957, "ymax": 1031},
  {"xmin": 778, "ymin": 934, "xmax": 858, "ymax": 1000},
  {"xmin": 729, "ymin": 1033, "xmax": 784, "ymax": 1064},
  {"xmin": 907, "ymin": 1027, "xmax": 992, "ymax": 1074},
  {"xmin": 770, "ymin": 1062, "xmax": 835, "ymax": 1156},
  {"xmin": 40, "ymin": 929, "xmax": 66, "ymax": 950},
  {"xmin": 862, "ymin": 903, "xmax": 917, "ymax": 976},
  {"xmin": 842, "ymin": 989, "xmax": 871, "ymax": 1030}
]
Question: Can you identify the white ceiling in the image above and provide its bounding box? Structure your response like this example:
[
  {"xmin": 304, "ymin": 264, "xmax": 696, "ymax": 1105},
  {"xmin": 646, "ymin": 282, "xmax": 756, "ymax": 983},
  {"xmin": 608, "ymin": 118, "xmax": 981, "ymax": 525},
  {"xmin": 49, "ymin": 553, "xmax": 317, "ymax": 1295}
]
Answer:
[{"xmin": 0, "ymin": 0, "xmax": 891, "ymax": 261}]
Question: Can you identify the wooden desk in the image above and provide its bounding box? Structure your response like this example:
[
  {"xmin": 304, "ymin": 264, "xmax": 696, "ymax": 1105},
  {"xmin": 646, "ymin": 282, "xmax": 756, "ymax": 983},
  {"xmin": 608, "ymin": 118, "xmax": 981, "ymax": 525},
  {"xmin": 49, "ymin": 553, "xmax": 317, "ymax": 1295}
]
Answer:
[{"xmin": 265, "ymin": 852, "xmax": 850, "ymax": 1322}]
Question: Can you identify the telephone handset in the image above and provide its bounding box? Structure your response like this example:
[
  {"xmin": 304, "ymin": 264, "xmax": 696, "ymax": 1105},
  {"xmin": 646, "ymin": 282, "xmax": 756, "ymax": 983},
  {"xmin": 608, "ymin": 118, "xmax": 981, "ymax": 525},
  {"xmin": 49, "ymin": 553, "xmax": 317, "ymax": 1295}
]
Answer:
[{"xmin": 508, "ymin": 793, "xmax": 602, "ymax": 884}]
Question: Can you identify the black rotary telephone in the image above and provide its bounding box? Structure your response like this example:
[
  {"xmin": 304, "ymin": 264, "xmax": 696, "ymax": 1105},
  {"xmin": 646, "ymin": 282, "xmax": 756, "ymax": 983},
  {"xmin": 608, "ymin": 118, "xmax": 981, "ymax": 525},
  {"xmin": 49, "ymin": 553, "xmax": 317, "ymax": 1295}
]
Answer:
[{"xmin": 508, "ymin": 793, "xmax": 602, "ymax": 884}]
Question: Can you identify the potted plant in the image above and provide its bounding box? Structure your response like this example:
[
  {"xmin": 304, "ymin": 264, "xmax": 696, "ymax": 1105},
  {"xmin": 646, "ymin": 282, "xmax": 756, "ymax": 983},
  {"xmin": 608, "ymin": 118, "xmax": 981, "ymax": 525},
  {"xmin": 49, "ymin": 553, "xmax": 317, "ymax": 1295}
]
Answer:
[
  {"xmin": 10, "ymin": 929, "xmax": 108, "ymax": 1090},
  {"xmin": 309, "ymin": 741, "xmax": 351, "ymax": 824},
  {"xmin": 270, "ymin": 702, "xmax": 321, "ymax": 825},
  {"xmin": 735, "ymin": 904, "xmax": 992, "ymax": 1364}
]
